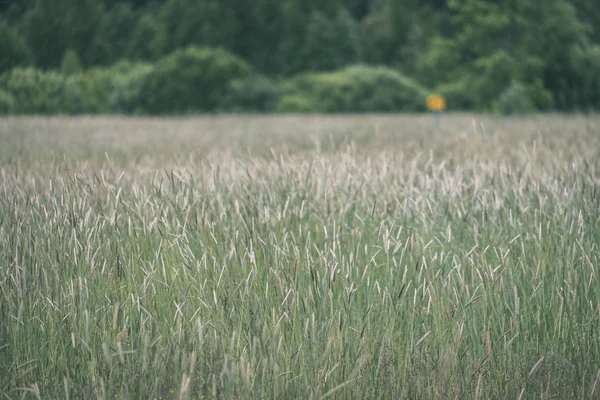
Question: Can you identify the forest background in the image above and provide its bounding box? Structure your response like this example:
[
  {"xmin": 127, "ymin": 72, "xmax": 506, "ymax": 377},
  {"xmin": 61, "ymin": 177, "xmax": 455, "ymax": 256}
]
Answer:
[{"xmin": 1, "ymin": 0, "xmax": 599, "ymax": 115}]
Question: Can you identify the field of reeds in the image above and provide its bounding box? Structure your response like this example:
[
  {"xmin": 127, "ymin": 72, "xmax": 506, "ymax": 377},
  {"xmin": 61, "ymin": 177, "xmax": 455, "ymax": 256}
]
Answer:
[{"xmin": 1, "ymin": 114, "xmax": 599, "ymax": 399}]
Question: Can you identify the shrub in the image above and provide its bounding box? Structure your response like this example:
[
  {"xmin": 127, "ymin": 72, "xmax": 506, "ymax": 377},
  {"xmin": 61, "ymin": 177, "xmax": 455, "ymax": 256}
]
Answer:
[
  {"xmin": 224, "ymin": 75, "xmax": 281, "ymax": 112},
  {"xmin": 109, "ymin": 62, "xmax": 154, "ymax": 114},
  {"xmin": 494, "ymin": 81, "xmax": 536, "ymax": 115},
  {"xmin": 71, "ymin": 61, "xmax": 153, "ymax": 114},
  {"xmin": 60, "ymin": 49, "xmax": 84, "ymax": 76},
  {"xmin": 280, "ymin": 65, "xmax": 429, "ymax": 113},
  {"xmin": 0, "ymin": 68, "xmax": 84, "ymax": 114},
  {"xmin": 437, "ymin": 74, "xmax": 551, "ymax": 113},
  {"xmin": 138, "ymin": 46, "xmax": 254, "ymax": 114},
  {"xmin": 436, "ymin": 78, "xmax": 477, "ymax": 111},
  {"xmin": 0, "ymin": 90, "xmax": 15, "ymax": 114},
  {"xmin": 275, "ymin": 95, "xmax": 317, "ymax": 113}
]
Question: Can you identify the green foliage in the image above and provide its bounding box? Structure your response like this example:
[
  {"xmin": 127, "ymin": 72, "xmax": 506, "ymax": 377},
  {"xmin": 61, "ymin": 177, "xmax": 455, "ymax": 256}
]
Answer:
[
  {"xmin": 71, "ymin": 61, "xmax": 153, "ymax": 113},
  {"xmin": 159, "ymin": 0, "xmax": 235, "ymax": 52},
  {"xmin": 87, "ymin": 3, "xmax": 139, "ymax": 65},
  {"xmin": 275, "ymin": 95, "xmax": 317, "ymax": 113},
  {"xmin": 573, "ymin": 0, "xmax": 600, "ymax": 42},
  {"xmin": 1, "ymin": 0, "xmax": 36, "ymax": 23},
  {"xmin": 274, "ymin": 1, "xmax": 309, "ymax": 76},
  {"xmin": 233, "ymin": 0, "xmax": 285, "ymax": 74},
  {"xmin": 0, "ymin": 90, "xmax": 15, "ymax": 114},
  {"xmin": 494, "ymin": 81, "xmax": 536, "ymax": 115},
  {"xmin": 0, "ymin": 67, "xmax": 84, "ymax": 114},
  {"xmin": 436, "ymin": 0, "xmax": 597, "ymax": 112},
  {"xmin": 300, "ymin": 9, "xmax": 363, "ymax": 72},
  {"xmin": 361, "ymin": 0, "xmax": 423, "ymax": 69},
  {"xmin": 526, "ymin": 0, "xmax": 592, "ymax": 111},
  {"xmin": 415, "ymin": 36, "xmax": 461, "ymax": 86},
  {"xmin": 138, "ymin": 47, "xmax": 254, "ymax": 114},
  {"xmin": 281, "ymin": 65, "xmax": 428, "ymax": 112},
  {"xmin": 1, "ymin": 0, "xmax": 600, "ymax": 113},
  {"xmin": 0, "ymin": 22, "xmax": 33, "ymax": 74},
  {"xmin": 127, "ymin": 14, "xmax": 166, "ymax": 61},
  {"xmin": 60, "ymin": 49, "xmax": 84, "ymax": 76},
  {"xmin": 224, "ymin": 75, "xmax": 281, "ymax": 112},
  {"xmin": 562, "ymin": 44, "xmax": 600, "ymax": 111},
  {"xmin": 436, "ymin": 77, "xmax": 476, "ymax": 110},
  {"xmin": 158, "ymin": 0, "xmax": 203, "ymax": 51},
  {"xmin": 361, "ymin": 11, "xmax": 394, "ymax": 65},
  {"xmin": 23, "ymin": 0, "xmax": 103, "ymax": 68}
]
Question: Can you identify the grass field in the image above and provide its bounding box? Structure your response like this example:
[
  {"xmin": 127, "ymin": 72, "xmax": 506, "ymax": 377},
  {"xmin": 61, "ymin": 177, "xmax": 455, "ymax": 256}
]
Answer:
[{"xmin": 1, "ymin": 114, "xmax": 599, "ymax": 399}]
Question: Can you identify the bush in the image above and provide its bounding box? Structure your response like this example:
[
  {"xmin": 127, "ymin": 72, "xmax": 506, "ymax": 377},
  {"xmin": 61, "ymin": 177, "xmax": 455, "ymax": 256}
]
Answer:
[
  {"xmin": 280, "ymin": 65, "xmax": 429, "ymax": 113},
  {"xmin": 0, "ymin": 90, "xmax": 15, "ymax": 114},
  {"xmin": 60, "ymin": 49, "xmax": 84, "ymax": 76},
  {"xmin": 223, "ymin": 75, "xmax": 281, "ymax": 112},
  {"xmin": 275, "ymin": 95, "xmax": 317, "ymax": 113},
  {"xmin": 109, "ymin": 62, "xmax": 154, "ymax": 114},
  {"xmin": 494, "ymin": 81, "xmax": 536, "ymax": 115},
  {"xmin": 0, "ymin": 68, "xmax": 84, "ymax": 114},
  {"xmin": 437, "ymin": 73, "xmax": 551, "ymax": 113},
  {"xmin": 71, "ymin": 61, "xmax": 153, "ymax": 113},
  {"xmin": 138, "ymin": 46, "xmax": 254, "ymax": 114},
  {"xmin": 436, "ymin": 78, "xmax": 477, "ymax": 111}
]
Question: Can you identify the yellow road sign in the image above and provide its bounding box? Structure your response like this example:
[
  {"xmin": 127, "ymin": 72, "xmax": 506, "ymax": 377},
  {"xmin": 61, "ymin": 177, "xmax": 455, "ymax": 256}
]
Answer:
[{"xmin": 427, "ymin": 95, "xmax": 446, "ymax": 111}]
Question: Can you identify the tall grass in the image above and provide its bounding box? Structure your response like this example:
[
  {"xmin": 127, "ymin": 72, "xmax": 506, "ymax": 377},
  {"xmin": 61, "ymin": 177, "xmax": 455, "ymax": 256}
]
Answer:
[{"xmin": 1, "ymin": 114, "xmax": 599, "ymax": 399}]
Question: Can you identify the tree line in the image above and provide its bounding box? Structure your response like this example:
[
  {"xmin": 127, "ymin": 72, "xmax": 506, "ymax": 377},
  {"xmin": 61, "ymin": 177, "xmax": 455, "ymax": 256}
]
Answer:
[{"xmin": 1, "ymin": 0, "xmax": 599, "ymax": 114}]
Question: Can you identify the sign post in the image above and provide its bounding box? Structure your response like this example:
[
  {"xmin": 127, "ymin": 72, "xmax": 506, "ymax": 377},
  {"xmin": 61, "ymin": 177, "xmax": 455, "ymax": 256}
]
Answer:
[{"xmin": 427, "ymin": 94, "xmax": 446, "ymax": 126}]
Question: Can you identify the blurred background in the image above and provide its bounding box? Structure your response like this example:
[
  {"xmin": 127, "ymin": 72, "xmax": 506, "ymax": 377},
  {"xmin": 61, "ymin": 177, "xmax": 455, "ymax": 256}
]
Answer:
[{"xmin": 1, "ymin": 0, "xmax": 599, "ymax": 115}]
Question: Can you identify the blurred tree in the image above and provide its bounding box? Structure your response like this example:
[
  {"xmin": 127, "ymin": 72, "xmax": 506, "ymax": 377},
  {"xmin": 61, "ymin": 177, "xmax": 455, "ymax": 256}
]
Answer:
[
  {"xmin": 0, "ymin": 0, "xmax": 598, "ymax": 112},
  {"xmin": 158, "ymin": 0, "xmax": 285, "ymax": 74},
  {"xmin": 87, "ymin": 3, "xmax": 139, "ymax": 65},
  {"xmin": 159, "ymin": 0, "xmax": 208, "ymax": 50},
  {"xmin": 0, "ymin": 22, "xmax": 33, "ymax": 73},
  {"xmin": 229, "ymin": 0, "xmax": 284, "ymax": 75},
  {"xmin": 335, "ymin": 8, "xmax": 364, "ymax": 63},
  {"xmin": 300, "ymin": 9, "xmax": 363, "ymax": 72},
  {"xmin": 572, "ymin": 0, "xmax": 600, "ymax": 42},
  {"xmin": 524, "ymin": 0, "xmax": 594, "ymax": 110},
  {"xmin": 362, "ymin": 0, "xmax": 421, "ymax": 69},
  {"xmin": 0, "ymin": 0, "xmax": 35, "ymax": 22},
  {"xmin": 346, "ymin": 0, "xmax": 373, "ymax": 20},
  {"xmin": 23, "ymin": 0, "xmax": 103, "ymax": 68},
  {"xmin": 422, "ymin": 0, "xmax": 592, "ymax": 111},
  {"xmin": 275, "ymin": 0, "xmax": 310, "ymax": 76},
  {"xmin": 276, "ymin": 1, "xmax": 362, "ymax": 75},
  {"xmin": 99, "ymin": 0, "xmax": 165, "ymax": 8},
  {"xmin": 127, "ymin": 14, "xmax": 166, "ymax": 61},
  {"xmin": 567, "ymin": 44, "xmax": 600, "ymax": 110}
]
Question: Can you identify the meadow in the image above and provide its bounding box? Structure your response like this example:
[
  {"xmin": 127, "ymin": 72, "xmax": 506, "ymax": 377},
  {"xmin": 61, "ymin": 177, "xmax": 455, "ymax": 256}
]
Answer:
[{"xmin": 0, "ymin": 114, "xmax": 599, "ymax": 399}]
